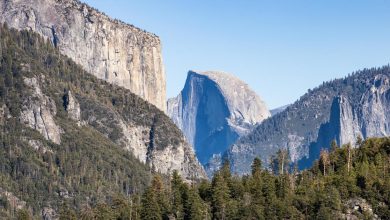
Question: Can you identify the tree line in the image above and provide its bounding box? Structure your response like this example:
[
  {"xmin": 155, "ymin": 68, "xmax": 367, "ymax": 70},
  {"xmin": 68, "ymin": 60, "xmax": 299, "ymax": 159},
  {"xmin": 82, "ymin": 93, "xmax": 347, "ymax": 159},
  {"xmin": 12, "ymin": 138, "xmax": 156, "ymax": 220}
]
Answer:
[{"xmin": 53, "ymin": 137, "xmax": 390, "ymax": 219}]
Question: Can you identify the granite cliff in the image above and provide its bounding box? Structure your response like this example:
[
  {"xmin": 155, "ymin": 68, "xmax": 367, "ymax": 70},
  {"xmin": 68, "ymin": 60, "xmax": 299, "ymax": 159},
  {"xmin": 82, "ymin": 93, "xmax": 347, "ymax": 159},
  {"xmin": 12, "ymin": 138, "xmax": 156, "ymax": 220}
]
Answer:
[
  {"xmin": 225, "ymin": 66, "xmax": 390, "ymax": 174},
  {"xmin": 0, "ymin": 0, "xmax": 204, "ymax": 178},
  {"xmin": 167, "ymin": 70, "xmax": 270, "ymax": 171},
  {"xmin": 0, "ymin": 0, "xmax": 166, "ymax": 111},
  {"xmin": 0, "ymin": 26, "xmax": 205, "ymax": 185}
]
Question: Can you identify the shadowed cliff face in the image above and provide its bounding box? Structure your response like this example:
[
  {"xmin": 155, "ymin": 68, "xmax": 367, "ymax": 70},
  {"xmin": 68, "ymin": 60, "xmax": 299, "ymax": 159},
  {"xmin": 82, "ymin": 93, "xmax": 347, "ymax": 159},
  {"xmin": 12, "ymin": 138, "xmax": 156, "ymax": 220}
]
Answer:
[
  {"xmin": 0, "ymin": 0, "xmax": 166, "ymax": 111},
  {"xmin": 302, "ymin": 75, "xmax": 390, "ymax": 168},
  {"xmin": 190, "ymin": 73, "xmax": 235, "ymax": 164},
  {"xmin": 168, "ymin": 70, "xmax": 270, "ymax": 169},
  {"xmin": 227, "ymin": 66, "xmax": 390, "ymax": 174}
]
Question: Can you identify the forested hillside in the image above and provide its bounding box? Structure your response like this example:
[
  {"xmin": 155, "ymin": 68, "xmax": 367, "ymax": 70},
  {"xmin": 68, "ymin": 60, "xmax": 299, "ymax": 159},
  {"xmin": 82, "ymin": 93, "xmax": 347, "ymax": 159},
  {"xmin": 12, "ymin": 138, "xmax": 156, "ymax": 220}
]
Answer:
[
  {"xmin": 58, "ymin": 137, "xmax": 390, "ymax": 219},
  {"xmin": 227, "ymin": 64, "xmax": 390, "ymax": 174},
  {"xmin": 0, "ymin": 24, "xmax": 204, "ymax": 219}
]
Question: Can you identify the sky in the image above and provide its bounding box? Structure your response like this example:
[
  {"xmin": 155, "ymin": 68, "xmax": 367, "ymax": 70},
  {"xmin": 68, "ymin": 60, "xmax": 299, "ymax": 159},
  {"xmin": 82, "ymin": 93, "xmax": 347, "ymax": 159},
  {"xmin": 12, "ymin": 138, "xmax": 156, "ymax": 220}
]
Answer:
[{"xmin": 81, "ymin": 0, "xmax": 390, "ymax": 109}]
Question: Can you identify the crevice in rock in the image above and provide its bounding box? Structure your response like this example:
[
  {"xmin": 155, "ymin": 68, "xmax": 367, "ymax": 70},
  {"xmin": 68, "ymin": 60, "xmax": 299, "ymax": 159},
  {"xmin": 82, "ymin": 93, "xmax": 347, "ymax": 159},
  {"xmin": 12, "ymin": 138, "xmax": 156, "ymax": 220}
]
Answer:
[
  {"xmin": 50, "ymin": 25, "xmax": 59, "ymax": 48},
  {"xmin": 146, "ymin": 116, "xmax": 157, "ymax": 165},
  {"xmin": 62, "ymin": 89, "xmax": 69, "ymax": 111}
]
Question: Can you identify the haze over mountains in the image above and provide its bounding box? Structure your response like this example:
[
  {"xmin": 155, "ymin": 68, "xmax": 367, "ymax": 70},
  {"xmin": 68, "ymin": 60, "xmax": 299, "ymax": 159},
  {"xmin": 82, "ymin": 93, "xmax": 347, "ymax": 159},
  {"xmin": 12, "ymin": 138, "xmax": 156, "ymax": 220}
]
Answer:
[
  {"xmin": 2, "ymin": 0, "xmax": 389, "ymax": 178},
  {"xmin": 0, "ymin": 0, "xmax": 390, "ymax": 218},
  {"xmin": 168, "ymin": 67, "xmax": 390, "ymax": 176}
]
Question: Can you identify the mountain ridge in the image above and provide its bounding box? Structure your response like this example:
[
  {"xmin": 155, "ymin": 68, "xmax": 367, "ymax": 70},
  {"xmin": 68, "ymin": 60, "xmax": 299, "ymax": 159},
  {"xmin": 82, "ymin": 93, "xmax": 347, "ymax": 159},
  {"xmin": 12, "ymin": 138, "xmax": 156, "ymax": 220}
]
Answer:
[{"xmin": 224, "ymin": 65, "xmax": 390, "ymax": 174}]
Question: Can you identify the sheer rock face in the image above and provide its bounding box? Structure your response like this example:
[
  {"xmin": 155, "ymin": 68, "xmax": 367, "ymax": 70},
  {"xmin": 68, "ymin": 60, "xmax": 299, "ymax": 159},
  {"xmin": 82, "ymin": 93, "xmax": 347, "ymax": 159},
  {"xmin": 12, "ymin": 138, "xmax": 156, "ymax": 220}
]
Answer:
[
  {"xmin": 360, "ymin": 75, "xmax": 390, "ymax": 137},
  {"xmin": 324, "ymin": 74, "xmax": 390, "ymax": 147},
  {"xmin": 20, "ymin": 77, "xmax": 62, "ymax": 144},
  {"xmin": 334, "ymin": 96, "xmax": 362, "ymax": 145},
  {"xmin": 79, "ymin": 96, "xmax": 206, "ymax": 180},
  {"xmin": 167, "ymin": 70, "xmax": 270, "ymax": 166},
  {"xmin": 227, "ymin": 68, "xmax": 390, "ymax": 175},
  {"xmin": 0, "ymin": 0, "xmax": 166, "ymax": 111}
]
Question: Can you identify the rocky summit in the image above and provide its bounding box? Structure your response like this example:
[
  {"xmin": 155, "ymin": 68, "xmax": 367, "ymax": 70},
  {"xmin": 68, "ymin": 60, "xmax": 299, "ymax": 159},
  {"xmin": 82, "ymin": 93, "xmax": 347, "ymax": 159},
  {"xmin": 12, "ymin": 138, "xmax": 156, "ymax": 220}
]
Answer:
[
  {"xmin": 0, "ymin": 0, "xmax": 166, "ymax": 111},
  {"xmin": 225, "ymin": 66, "xmax": 390, "ymax": 174},
  {"xmin": 167, "ymin": 70, "xmax": 270, "ymax": 173}
]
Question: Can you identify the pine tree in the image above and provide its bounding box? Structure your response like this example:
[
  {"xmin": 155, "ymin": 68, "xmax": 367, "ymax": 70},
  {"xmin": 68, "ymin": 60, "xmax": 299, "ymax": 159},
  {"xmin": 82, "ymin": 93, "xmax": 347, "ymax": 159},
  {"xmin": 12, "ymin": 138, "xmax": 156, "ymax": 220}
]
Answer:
[
  {"xmin": 246, "ymin": 175, "xmax": 266, "ymax": 218},
  {"xmin": 171, "ymin": 170, "xmax": 184, "ymax": 219},
  {"xmin": 330, "ymin": 139, "xmax": 338, "ymax": 152},
  {"xmin": 211, "ymin": 172, "xmax": 230, "ymax": 220},
  {"xmin": 185, "ymin": 187, "xmax": 208, "ymax": 220},
  {"xmin": 153, "ymin": 175, "xmax": 170, "ymax": 218},
  {"xmin": 251, "ymin": 157, "xmax": 262, "ymax": 177},
  {"xmin": 250, "ymin": 157, "xmax": 264, "ymax": 207},
  {"xmin": 261, "ymin": 171, "xmax": 277, "ymax": 218},
  {"xmin": 220, "ymin": 158, "xmax": 231, "ymax": 180},
  {"xmin": 140, "ymin": 188, "xmax": 162, "ymax": 220},
  {"xmin": 198, "ymin": 179, "xmax": 212, "ymax": 202},
  {"xmin": 111, "ymin": 194, "xmax": 132, "ymax": 220}
]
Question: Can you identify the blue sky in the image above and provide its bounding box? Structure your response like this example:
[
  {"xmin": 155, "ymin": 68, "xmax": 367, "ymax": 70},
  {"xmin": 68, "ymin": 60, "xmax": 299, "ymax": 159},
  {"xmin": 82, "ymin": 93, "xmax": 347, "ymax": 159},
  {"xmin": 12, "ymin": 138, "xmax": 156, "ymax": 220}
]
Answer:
[{"xmin": 81, "ymin": 0, "xmax": 390, "ymax": 109}]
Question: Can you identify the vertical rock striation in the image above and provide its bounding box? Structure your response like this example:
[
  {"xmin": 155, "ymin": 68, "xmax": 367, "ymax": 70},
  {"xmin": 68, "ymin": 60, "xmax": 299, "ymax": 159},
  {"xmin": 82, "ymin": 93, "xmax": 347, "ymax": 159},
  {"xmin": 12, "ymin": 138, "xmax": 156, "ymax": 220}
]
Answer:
[
  {"xmin": 167, "ymin": 70, "xmax": 270, "ymax": 171},
  {"xmin": 326, "ymin": 74, "xmax": 390, "ymax": 146},
  {"xmin": 226, "ymin": 66, "xmax": 390, "ymax": 175},
  {"xmin": 0, "ymin": 0, "xmax": 166, "ymax": 111}
]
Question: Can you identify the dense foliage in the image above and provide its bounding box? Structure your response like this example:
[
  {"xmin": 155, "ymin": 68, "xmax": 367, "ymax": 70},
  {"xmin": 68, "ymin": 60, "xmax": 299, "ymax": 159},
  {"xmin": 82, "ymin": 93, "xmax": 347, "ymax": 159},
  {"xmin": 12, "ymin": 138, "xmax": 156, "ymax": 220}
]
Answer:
[
  {"xmin": 57, "ymin": 137, "xmax": 389, "ymax": 220},
  {"xmin": 155, "ymin": 137, "xmax": 387, "ymax": 219}
]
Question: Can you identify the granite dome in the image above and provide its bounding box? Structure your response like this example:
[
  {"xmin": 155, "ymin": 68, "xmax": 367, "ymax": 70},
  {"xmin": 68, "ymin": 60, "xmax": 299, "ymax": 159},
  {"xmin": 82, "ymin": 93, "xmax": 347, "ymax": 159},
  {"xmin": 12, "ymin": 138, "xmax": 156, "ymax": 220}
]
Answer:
[{"xmin": 168, "ymin": 70, "xmax": 270, "ymax": 173}]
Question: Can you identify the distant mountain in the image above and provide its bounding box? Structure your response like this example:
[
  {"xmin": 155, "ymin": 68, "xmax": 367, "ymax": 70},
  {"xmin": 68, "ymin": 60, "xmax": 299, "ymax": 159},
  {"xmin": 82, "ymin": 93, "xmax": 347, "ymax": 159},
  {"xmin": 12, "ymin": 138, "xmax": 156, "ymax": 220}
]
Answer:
[
  {"xmin": 0, "ymin": 26, "xmax": 205, "ymax": 218},
  {"xmin": 270, "ymin": 104, "xmax": 290, "ymax": 116},
  {"xmin": 224, "ymin": 66, "xmax": 390, "ymax": 174},
  {"xmin": 167, "ymin": 70, "xmax": 270, "ymax": 171},
  {"xmin": 0, "ymin": 0, "xmax": 166, "ymax": 111}
]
